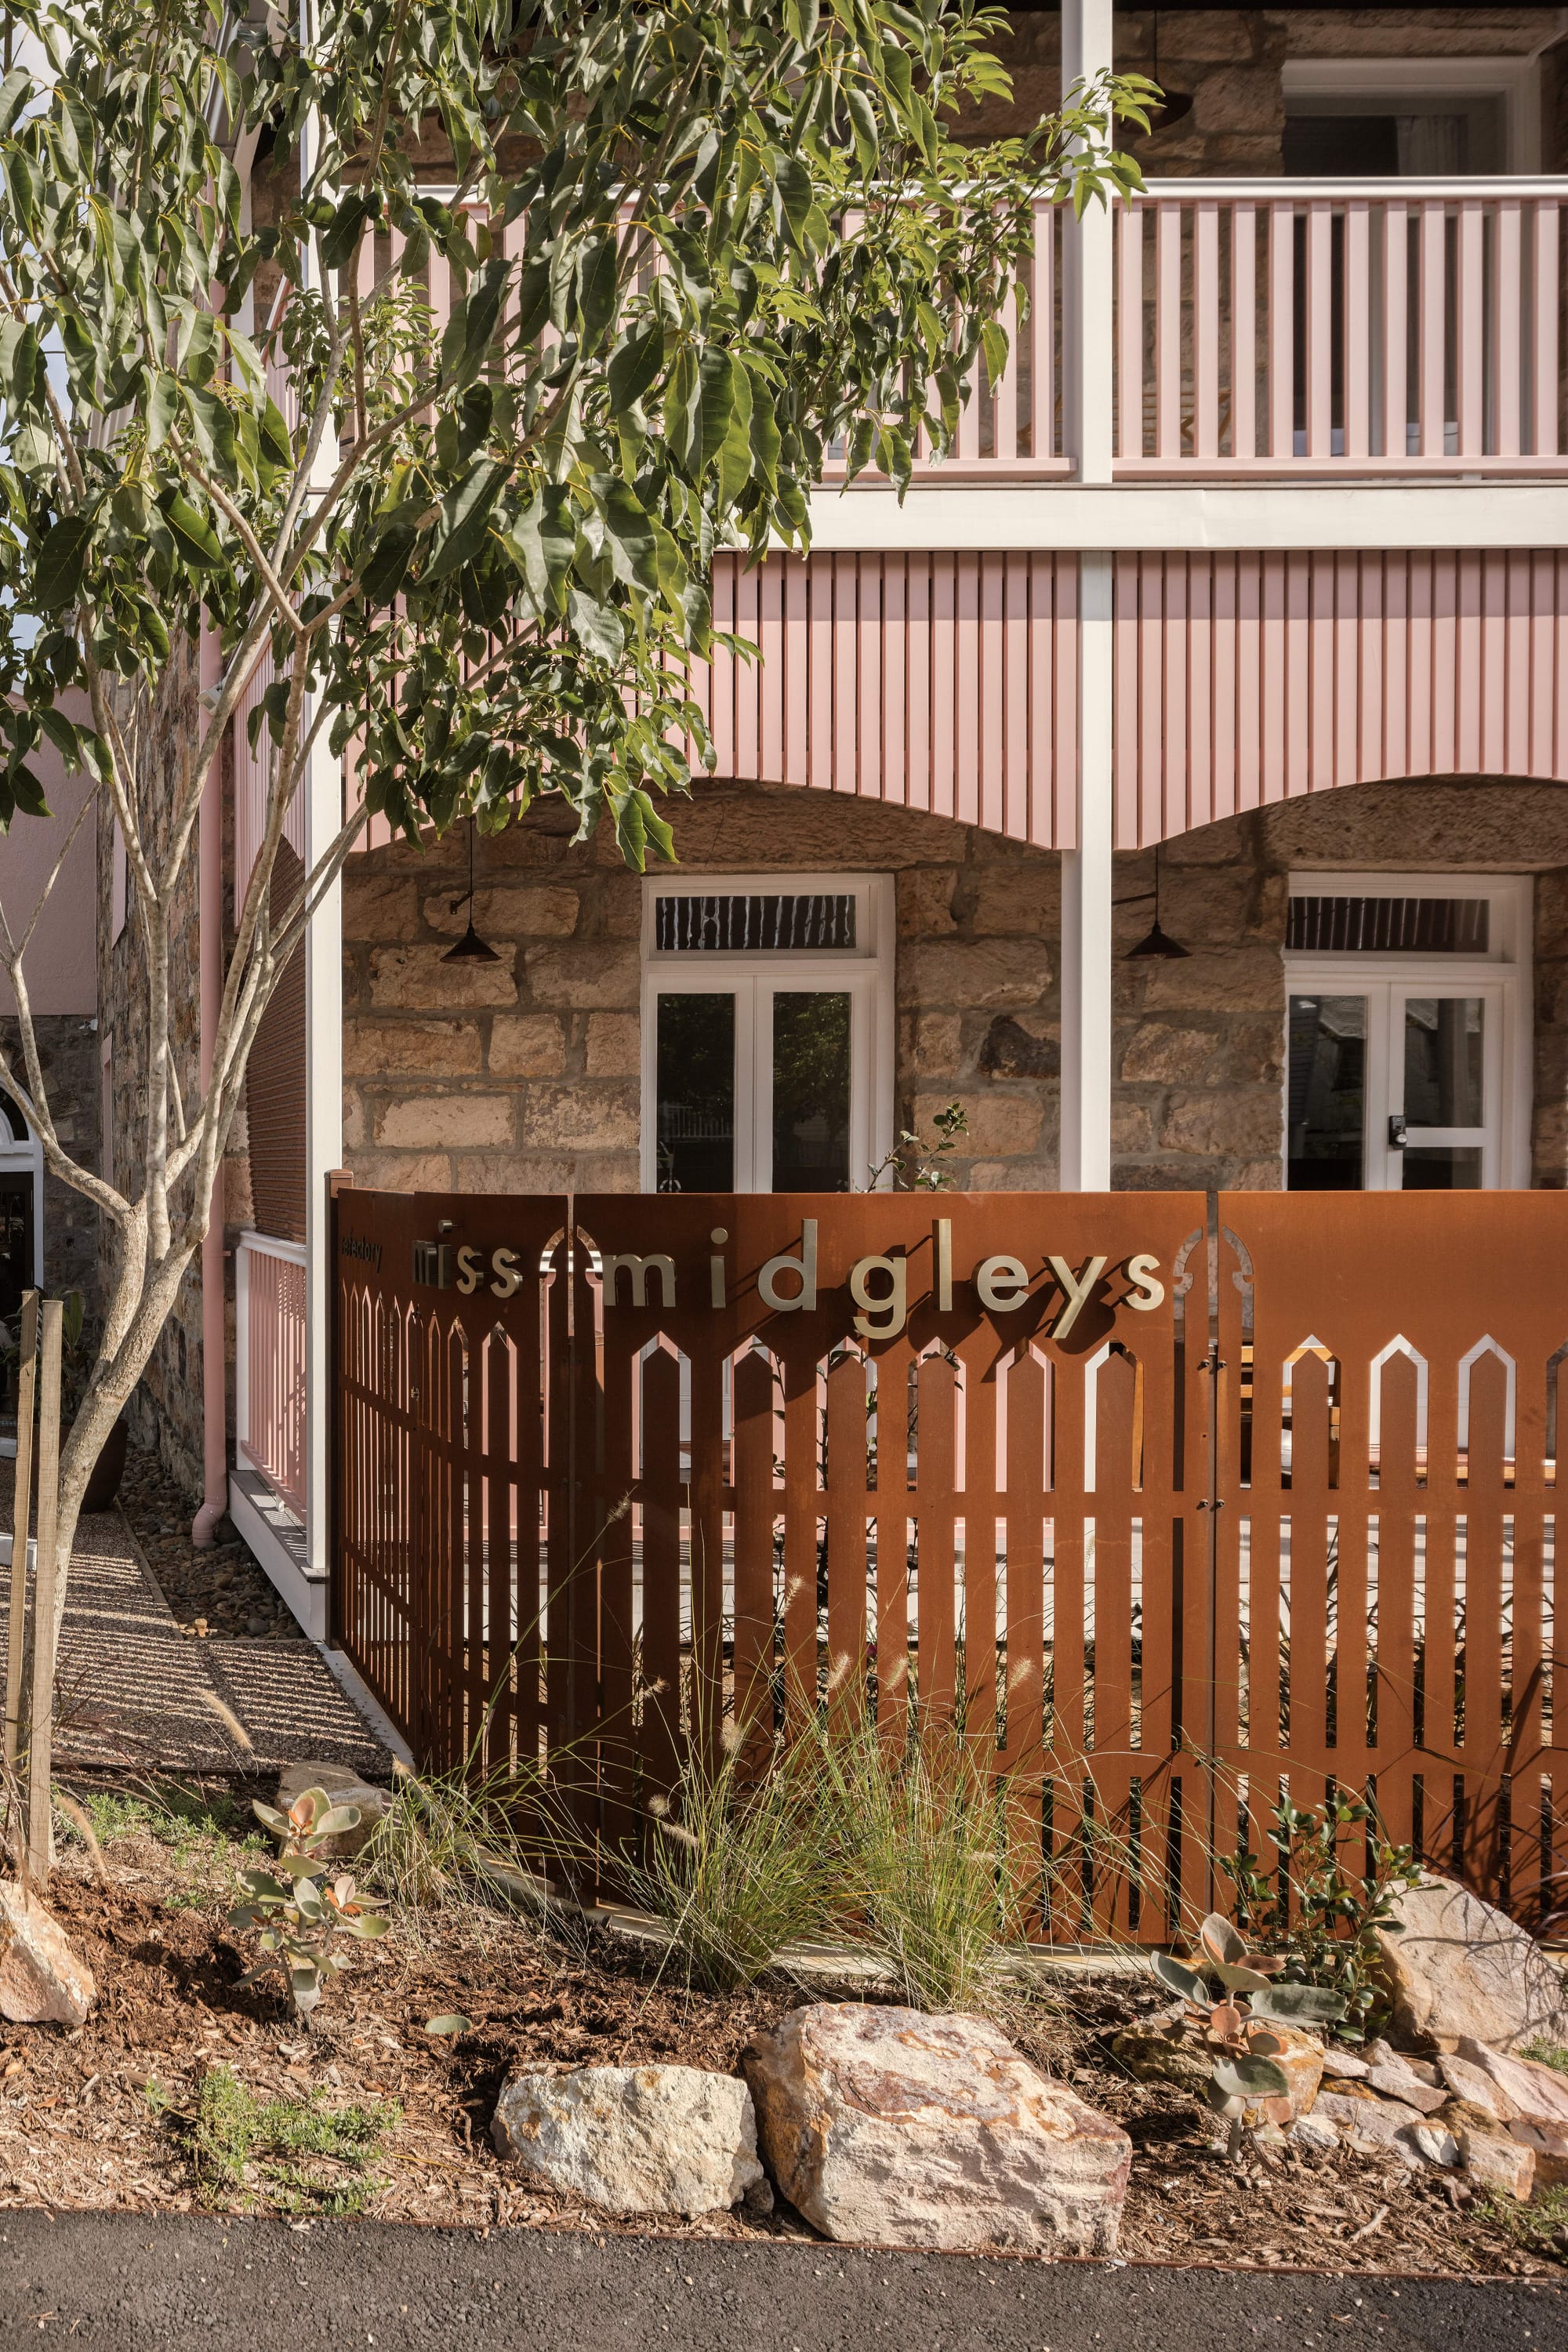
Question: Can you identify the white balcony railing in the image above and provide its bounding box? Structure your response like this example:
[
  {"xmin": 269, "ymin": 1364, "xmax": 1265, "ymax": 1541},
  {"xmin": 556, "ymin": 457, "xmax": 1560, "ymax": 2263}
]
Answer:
[{"xmin": 236, "ymin": 1229, "xmax": 307, "ymax": 1520}]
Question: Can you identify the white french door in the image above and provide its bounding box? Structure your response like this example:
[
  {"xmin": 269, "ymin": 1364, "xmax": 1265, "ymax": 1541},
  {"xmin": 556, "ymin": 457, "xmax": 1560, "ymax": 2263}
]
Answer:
[{"xmin": 1287, "ymin": 971, "xmax": 1521, "ymax": 1191}]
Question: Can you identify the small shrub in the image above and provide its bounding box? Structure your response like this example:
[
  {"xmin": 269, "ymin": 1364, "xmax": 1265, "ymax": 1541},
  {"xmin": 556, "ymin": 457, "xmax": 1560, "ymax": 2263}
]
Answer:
[
  {"xmin": 1219, "ymin": 1794, "xmax": 1423, "ymax": 2035},
  {"xmin": 360, "ymin": 1759, "xmax": 555, "ymax": 1926},
  {"xmin": 812, "ymin": 1715, "xmax": 1041, "ymax": 2018},
  {"xmin": 1151, "ymin": 1911, "xmax": 1347, "ymax": 2161},
  {"xmin": 232, "ymin": 1786, "xmax": 390, "ymax": 2020},
  {"xmin": 172, "ymin": 2066, "xmax": 398, "ymax": 2216},
  {"xmin": 615, "ymin": 1733, "xmax": 829, "ymax": 1994},
  {"xmin": 1521, "ymin": 2038, "xmax": 1568, "ymax": 2078},
  {"xmin": 1489, "ymin": 2179, "xmax": 1568, "ymax": 2263}
]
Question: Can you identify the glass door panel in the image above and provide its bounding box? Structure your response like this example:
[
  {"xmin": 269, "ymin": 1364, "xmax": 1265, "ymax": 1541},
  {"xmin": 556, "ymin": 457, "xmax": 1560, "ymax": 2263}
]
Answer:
[
  {"xmin": 771, "ymin": 991, "xmax": 851, "ymax": 1191},
  {"xmin": 655, "ymin": 992, "xmax": 736, "ymax": 1191},
  {"xmin": 1393, "ymin": 992, "xmax": 1490, "ymax": 1192},
  {"xmin": 1287, "ymin": 995, "xmax": 1368, "ymax": 1190}
]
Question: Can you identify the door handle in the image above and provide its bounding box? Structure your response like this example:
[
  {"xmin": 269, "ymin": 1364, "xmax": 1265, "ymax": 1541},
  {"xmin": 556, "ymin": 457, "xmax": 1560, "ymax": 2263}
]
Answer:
[{"xmin": 1388, "ymin": 1115, "xmax": 1407, "ymax": 1149}]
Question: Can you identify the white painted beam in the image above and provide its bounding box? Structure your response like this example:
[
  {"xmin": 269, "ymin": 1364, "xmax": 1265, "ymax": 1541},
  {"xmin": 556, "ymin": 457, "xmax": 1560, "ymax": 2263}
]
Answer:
[
  {"xmin": 1058, "ymin": 552, "xmax": 1114, "ymax": 1192},
  {"xmin": 804, "ymin": 481, "xmax": 1568, "ymax": 553},
  {"xmin": 1061, "ymin": 0, "xmax": 1115, "ymax": 488}
]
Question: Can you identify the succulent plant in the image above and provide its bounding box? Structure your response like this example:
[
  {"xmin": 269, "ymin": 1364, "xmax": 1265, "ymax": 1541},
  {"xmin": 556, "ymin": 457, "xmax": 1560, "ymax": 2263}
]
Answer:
[
  {"xmin": 1150, "ymin": 1911, "xmax": 1348, "ymax": 2161},
  {"xmin": 230, "ymin": 1786, "xmax": 390, "ymax": 2021}
]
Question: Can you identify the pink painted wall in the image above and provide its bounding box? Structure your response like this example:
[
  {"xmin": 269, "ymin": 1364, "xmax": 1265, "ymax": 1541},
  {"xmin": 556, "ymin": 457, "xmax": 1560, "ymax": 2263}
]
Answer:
[{"xmin": 0, "ymin": 720, "xmax": 96, "ymax": 1016}]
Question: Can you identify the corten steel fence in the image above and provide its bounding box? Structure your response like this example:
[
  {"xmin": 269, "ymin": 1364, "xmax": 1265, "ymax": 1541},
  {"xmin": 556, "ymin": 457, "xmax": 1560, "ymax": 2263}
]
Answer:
[{"xmin": 330, "ymin": 1182, "xmax": 1568, "ymax": 1938}]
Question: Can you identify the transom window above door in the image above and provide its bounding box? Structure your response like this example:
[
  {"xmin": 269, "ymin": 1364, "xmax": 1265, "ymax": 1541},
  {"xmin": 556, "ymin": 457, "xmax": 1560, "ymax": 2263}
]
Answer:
[
  {"xmin": 1284, "ymin": 873, "xmax": 1530, "ymax": 1193},
  {"xmin": 642, "ymin": 874, "xmax": 894, "ymax": 1194}
]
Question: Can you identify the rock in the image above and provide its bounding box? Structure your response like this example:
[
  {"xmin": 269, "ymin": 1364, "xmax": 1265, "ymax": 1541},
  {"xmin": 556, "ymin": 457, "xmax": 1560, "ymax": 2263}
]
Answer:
[
  {"xmin": 743, "ymin": 2003, "xmax": 1131, "ymax": 2256},
  {"xmin": 1321, "ymin": 2049, "xmax": 1370, "ymax": 2080},
  {"xmin": 1367, "ymin": 2063, "xmax": 1450, "ymax": 2115},
  {"xmin": 491, "ymin": 2063, "xmax": 763, "ymax": 2217},
  {"xmin": 1290, "ymin": 2112, "xmax": 1341, "ymax": 2153},
  {"xmin": 1438, "ymin": 2053, "xmax": 1519, "ymax": 2126},
  {"xmin": 1507, "ymin": 2119, "xmax": 1568, "ymax": 2190},
  {"xmin": 0, "ymin": 1883, "xmax": 95, "ymax": 2026},
  {"xmin": 1459, "ymin": 2127, "xmax": 1536, "ymax": 2200},
  {"xmin": 1453, "ymin": 2038, "xmax": 1568, "ymax": 2130},
  {"xmin": 742, "ymin": 2175, "xmax": 775, "ymax": 2218},
  {"xmin": 1241, "ymin": 2024, "xmax": 1323, "ymax": 2129},
  {"xmin": 274, "ymin": 1763, "xmax": 392, "ymax": 1859},
  {"xmin": 1108, "ymin": 2026, "xmax": 1213, "ymax": 2099},
  {"xmin": 1406, "ymin": 2122, "xmax": 1461, "ymax": 2168},
  {"xmin": 1373, "ymin": 1876, "xmax": 1567, "ymax": 2052},
  {"xmin": 1315, "ymin": 2087, "xmax": 1428, "ymax": 2158}
]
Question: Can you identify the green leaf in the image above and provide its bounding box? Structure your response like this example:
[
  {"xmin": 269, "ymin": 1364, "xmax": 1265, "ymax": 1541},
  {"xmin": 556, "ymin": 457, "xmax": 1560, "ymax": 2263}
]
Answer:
[
  {"xmin": 161, "ymin": 492, "xmax": 223, "ymax": 570},
  {"xmin": 1210, "ymin": 1960, "xmax": 1272, "ymax": 1994},
  {"xmin": 567, "ymin": 588, "xmax": 624, "ymax": 664},
  {"xmin": 423, "ymin": 457, "xmax": 510, "ymax": 583},
  {"xmin": 424, "ymin": 2013, "xmax": 471, "ymax": 2037},
  {"xmin": 607, "ymin": 321, "xmax": 665, "ymax": 416},
  {"xmin": 698, "ymin": 348, "xmax": 735, "ymax": 475},
  {"xmin": 321, "ymin": 192, "xmax": 372, "ymax": 272},
  {"xmin": 1150, "ymin": 1952, "xmax": 1206, "ymax": 2002},
  {"xmin": 775, "ymin": 154, "xmax": 815, "ymax": 251},
  {"xmin": 147, "ymin": 373, "xmax": 181, "ymax": 452},
  {"xmin": 578, "ymin": 231, "xmax": 620, "ymax": 346},
  {"xmin": 258, "ymin": 397, "xmax": 292, "ymax": 470},
  {"xmin": 360, "ymin": 524, "xmax": 418, "ymax": 604},
  {"xmin": 34, "ymin": 515, "xmax": 91, "ymax": 610},
  {"xmin": 1199, "ymin": 1912, "xmax": 1247, "ymax": 1967},
  {"xmin": 1212, "ymin": 2054, "xmax": 1290, "ymax": 2101},
  {"xmin": 1248, "ymin": 1983, "xmax": 1348, "ymax": 2025}
]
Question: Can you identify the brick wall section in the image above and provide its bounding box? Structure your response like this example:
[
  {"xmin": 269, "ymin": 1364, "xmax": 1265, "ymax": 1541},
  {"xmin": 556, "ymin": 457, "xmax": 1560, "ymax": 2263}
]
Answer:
[{"xmin": 341, "ymin": 774, "xmax": 1568, "ymax": 1202}]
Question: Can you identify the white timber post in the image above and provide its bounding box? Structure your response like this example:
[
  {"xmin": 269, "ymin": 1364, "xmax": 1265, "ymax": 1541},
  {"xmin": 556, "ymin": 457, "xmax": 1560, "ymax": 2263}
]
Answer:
[
  {"xmin": 299, "ymin": 42, "xmax": 343, "ymax": 1585},
  {"xmin": 1058, "ymin": 0, "xmax": 1116, "ymax": 1191}
]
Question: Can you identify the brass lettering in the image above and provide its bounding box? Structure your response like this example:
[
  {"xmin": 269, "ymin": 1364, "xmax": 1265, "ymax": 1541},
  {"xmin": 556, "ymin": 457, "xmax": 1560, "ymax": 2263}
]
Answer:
[
  {"xmin": 759, "ymin": 1220, "xmax": 818, "ymax": 1314},
  {"xmin": 935, "ymin": 1218, "xmax": 953, "ymax": 1313},
  {"xmin": 455, "ymin": 1245, "xmax": 484, "ymax": 1295},
  {"xmin": 850, "ymin": 1254, "xmax": 908, "ymax": 1341},
  {"xmin": 1124, "ymin": 1253, "xmax": 1165, "ymax": 1312},
  {"xmin": 489, "ymin": 1247, "xmax": 523, "ymax": 1300},
  {"xmin": 1047, "ymin": 1254, "xmax": 1108, "ymax": 1341},
  {"xmin": 602, "ymin": 1252, "xmax": 676, "ymax": 1308},
  {"xmin": 976, "ymin": 1254, "xmax": 1029, "ymax": 1312}
]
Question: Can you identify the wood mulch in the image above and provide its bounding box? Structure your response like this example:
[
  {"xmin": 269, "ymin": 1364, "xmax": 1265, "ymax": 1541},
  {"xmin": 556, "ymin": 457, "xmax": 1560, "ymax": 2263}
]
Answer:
[{"xmin": 0, "ymin": 1777, "xmax": 1559, "ymax": 2276}]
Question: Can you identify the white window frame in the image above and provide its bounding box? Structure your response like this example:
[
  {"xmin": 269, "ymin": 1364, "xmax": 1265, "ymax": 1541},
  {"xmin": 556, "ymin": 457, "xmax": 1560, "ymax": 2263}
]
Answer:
[
  {"xmin": 1281, "ymin": 56, "xmax": 1542, "ymax": 174},
  {"xmin": 0, "ymin": 1093, "xmax": 44, "ymax": 1283},
  {"xmin": 1284, "ymin": 870, "xmax": 1533, "ymax": 1191},
  {"xmin": 641, "ymin": 872, "xmax": 895, "ymax": 1192}
]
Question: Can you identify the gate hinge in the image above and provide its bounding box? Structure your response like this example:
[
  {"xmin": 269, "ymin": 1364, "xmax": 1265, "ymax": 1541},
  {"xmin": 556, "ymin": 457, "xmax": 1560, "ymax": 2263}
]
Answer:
[
  {"xmin": 1196, "ymin": 1497, "xmax": 1225, "ymax": 1512},
  {"xmin": 1198, "ymin": 1353, "xmax": 1226, "ymax": 1376}
]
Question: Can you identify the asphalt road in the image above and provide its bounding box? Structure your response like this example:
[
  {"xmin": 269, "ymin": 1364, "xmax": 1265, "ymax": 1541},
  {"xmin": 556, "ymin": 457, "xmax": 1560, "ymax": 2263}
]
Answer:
[{"xmin": 0, "ymin": 2216, "xmax": 1561, "ymax": 2351}]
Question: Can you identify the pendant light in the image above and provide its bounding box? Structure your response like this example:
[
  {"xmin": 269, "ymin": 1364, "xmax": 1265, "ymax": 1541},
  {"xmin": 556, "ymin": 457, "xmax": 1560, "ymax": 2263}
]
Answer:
[
  {"xmin": 1142, "ymin": 10, "xmax": 1194, "ymax": 136},
  {"xmin": 441, "ymin": 817, "xmax": 500, "ymax": 964},
  {"xmin": 1125, "ymin": 841, "xmax": 1190, "ymax": 960}
]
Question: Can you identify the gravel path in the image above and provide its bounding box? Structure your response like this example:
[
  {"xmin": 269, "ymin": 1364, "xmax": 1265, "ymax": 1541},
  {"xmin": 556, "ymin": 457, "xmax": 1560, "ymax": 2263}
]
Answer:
[
  {"xmin": 2, "ymin": 1467, "xmax": 389, "ymax": 1778},
  {"xmin": 0, "ymin": 2215, "xmax": 1559, "ymax": 2351}
]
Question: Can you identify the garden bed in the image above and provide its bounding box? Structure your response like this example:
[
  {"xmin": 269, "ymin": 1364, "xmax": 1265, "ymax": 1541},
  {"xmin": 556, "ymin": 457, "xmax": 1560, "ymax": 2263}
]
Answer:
[{"xmin": 0, "ymin": 1771, "xmax": 1559, "ymax": 2275}]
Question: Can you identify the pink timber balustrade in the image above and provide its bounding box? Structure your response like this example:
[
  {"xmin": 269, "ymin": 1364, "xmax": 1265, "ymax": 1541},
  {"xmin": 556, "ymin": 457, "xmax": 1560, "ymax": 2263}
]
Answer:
[{"xmin": 1115, "ymin": 181, "xmax": 1568, "ymax": 474}]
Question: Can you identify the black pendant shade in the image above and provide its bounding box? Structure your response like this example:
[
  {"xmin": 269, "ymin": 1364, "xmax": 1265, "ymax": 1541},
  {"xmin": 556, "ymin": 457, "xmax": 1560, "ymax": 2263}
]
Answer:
[
  {"xmin": 441, "ymin": 819, "xmax": 500, "ymax": 964},
  {"xmin": 1125, "ymin": 840, "xmax": 1190, "ymax": 960}
]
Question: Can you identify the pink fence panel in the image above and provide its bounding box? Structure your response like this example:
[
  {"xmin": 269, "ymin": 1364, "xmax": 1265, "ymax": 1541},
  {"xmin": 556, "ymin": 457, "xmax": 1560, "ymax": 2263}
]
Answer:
[{"xmin": 238, "ymin": 1233, "xmax": 307, "ymax": 1518}]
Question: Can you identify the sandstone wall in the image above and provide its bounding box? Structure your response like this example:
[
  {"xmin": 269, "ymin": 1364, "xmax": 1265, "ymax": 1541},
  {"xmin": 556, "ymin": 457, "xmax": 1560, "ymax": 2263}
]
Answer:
[
  {"xmin": 339, "ymin": 774, "xmax": 1568, "ymax": 1204},
  {"xmin": 966, "ymin": 8, "xmax": 1568, "ymax": 174}
]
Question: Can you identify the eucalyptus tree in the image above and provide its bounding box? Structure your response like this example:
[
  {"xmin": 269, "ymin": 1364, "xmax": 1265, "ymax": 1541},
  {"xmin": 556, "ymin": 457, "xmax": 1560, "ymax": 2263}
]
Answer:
[{"xmin": 0, "ymin": 0, "xmax": 1145, "ymax": 1624}]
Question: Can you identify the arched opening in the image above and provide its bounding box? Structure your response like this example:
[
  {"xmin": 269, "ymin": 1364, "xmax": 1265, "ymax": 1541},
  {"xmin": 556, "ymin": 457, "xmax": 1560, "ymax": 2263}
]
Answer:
[{"xmin": 0, "ymin": 1090, "xmax": 42, "ymax": 1323}]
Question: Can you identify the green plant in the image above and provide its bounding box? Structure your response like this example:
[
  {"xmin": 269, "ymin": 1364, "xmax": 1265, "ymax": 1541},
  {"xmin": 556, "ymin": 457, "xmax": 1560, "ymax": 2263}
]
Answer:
[
  {"xmin": 1520, "ymin": 2038, "xmax": 1568, "ymax": 2078},
  {"xmin": 1219, "ymin": 1794, "xmax": 1423, "ymax": 2036},
  {"xmin": 869, "ymin": 1102, "xmax": 971, "ymax": 1192},
  {"xmin": 1152, "ymin": 1911, "xmax": 1348, "ymax": 2161},
  {"xmin": 1488, "ymin": 2178, "xmax": 1568, "ymax": 2263},
  {"xmin": 615, "ymin": 1730, "xmax": 830, "ymax": 1994},
  {"xmin": 170, "ymin": 2065, "xmax": 398, "ymax": 2217},
  {"xmin": 811, "ymin": 1714, "xmax": 1046, "ymax": 2018},
  {"xmin": 230, "ymin": 1786, "xmax": 390, "ymax": 2021},
  {"xmin": 360, "ymin": 1759, "xmax": 554, "ymax": 1926}
]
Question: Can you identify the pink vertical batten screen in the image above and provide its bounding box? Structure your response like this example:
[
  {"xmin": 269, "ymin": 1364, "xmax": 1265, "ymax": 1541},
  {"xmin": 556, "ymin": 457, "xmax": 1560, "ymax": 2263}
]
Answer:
[
  {"xmin": 1112, "ymin": 550, "xmax": 1568, "ymax": 849},
  {"xmin": 690, "ymin": 553, "xmax": 1080, "ymax": 850}
]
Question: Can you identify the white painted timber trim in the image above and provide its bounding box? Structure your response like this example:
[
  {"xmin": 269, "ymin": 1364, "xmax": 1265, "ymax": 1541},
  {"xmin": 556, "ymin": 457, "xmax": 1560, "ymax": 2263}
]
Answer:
[
  {"xmin": 1059, "ymin": 551, "xmax": 1114, "ymax": 1192},
  {"xmin": 228, "ymin": 1471, "xmax": 328, "ymax": 1643},
  {"xmin": 800, "ymin": 482, "xmax": 1568, "ymax": 552}
]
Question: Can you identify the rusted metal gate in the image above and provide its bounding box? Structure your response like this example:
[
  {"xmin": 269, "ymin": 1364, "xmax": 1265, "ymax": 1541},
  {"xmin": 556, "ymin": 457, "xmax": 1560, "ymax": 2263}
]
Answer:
[{"xmin": 330, "ymin": 1181, "xmax": 1568, "ymax": 1936}]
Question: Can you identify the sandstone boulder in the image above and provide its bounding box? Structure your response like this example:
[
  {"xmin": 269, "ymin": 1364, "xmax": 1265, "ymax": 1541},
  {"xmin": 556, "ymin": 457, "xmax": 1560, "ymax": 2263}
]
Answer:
[
  {"xmin": 1240, "ymin": 2024, "xmax": 1323, "ymax": 2128},
  {"xmin": 743, "ymin": 2004, "xmax": 1130, "ymax": 2257},
  {"xmin": 275, "ymin": 1762, "xmax": 392, "ymax": 1859},
  {"xmin": 491, "ymin": 2063, "xmax": 762, "ymax": 2216},
  {"xmin": 1367, "ymin": 2062, "xmax": 1448, "ymax": 2115},
  {"xmin": 1458, "ymin": 2127, "xmax": 1535, "ymax": 2201},
  {"xmin": 1453, "ymin": 2038, "xmax": 1568, "ymax": 2130},
  {"xmin": 1373, "ymin": 1876, "xmax": 1566, "ymax": 2052},
  {"xmin": 1107, "ymin": 2025, "xmax": 1212, "ymax": 2098},
  {"xmin": 1438, "ymin": 2052, "xmax": 1519, "ymax": 2126},
  {"xmin": 0, "ymin": 1882, "xmax": 95, "ymax": 2026},
  {"xmin": 1314, "ymin": 2086, "xmax": 1428, "ymax": 2159}
]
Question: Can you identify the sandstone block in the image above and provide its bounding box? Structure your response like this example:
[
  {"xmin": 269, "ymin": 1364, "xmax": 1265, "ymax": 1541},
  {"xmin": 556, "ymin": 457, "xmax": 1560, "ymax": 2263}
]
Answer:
[
  {"xmin": 1322, "ymin": 2049, "xmax": 1371, "ymax": 2079},
  {"xmin": 896, "ymin": 866, "xmax": 961, "ymax": 938},
  {"xmin": 978, "ymin": 1016, "xmax": 1058, "ymax": 1080},
  {"xmin": 967, "ymin": 867, "xmax": 1058, "ymax": 937},
  {"xmin": 1406, "ymin": 2122, "xmax": 1461, "ymax": 2169},
  {"xmin": 375, "ymin": 1094, "xmax": 514, "ymax": 1150},
  {"xmin": 340, "ymin": 869, "xmax": 420, "ymax": 941},
  {"xmin": 1290, "ymin": 2113, "xmax": 1341, "ymax": 2153},
  {"xmin": 1314, "ymin": 2087, "xmax": 1428, "ymax": 2157},
  {"xmin": 909, "ymin": 1090, "xmax": 1042, "ymax": 1159},
  {"xmin": 1120, "ymin": 1024, "xmax": 1214, "ymax": 1085},
  {"xmin": 1374, "ymin": 1878, "xmax": 1568, "ymax": 2052},
  {"xmin": 743, "ymin": 2003, "xmax": 1131, "ymax": 2256},
  {"xmin": 1140, "ymin": 949, "xmax": 1283, "ymax": 1013},
  {"xmin": 0, "ymin": 1884, "xmax": 95, "ymax": 2026},
  {"xmin": 1438, "ymin": 2052, "xmax": 1519, "ymax": 2125},
  {"xmin": 910, "ymin": 1012, "xmax": 964, "ymax": 1076},
  {"xmin": 423, "ymin": 884, "xmax": 579, "ymax": 940},
  {"xmin": 1160, "ymin": 1091, "xmax": 1286, "ymax": 1158},
  {"xmin": 1508, "ymin": 2118, "xmax": 1568, "ymax": 2190},
  {"xmin": 526, "ymin": 942, "xmax": 640, "ymax": 1010},
  {"xmin": 491, "ymin": 2063, "xmax": 762, "ymax": 2216},
  {"xmin": 584, "ymin": 1014, "xmax": 642, "ymax": 1079},
  {"xmin": 488, "ymin": 1014, "xmax": 568, "ymax": 1078},
  {"xmin": 903, "ymin": 938, "xmax": 1053, "ymax": 1014},
  {"xmin": 1454, "ymin": 2040, "xmax": 1568, "ymax": 2129},
  {"xmin": 521, "ymin": 1082, "xmax": 639, "ymax": 1154},
  {"xmin": 368, "ymin": 946, "xmax": 517, "ymax": 1010},
  {"xmin": 1367, "ymin": 2063, "xmax": 1449, "ymax": 2115},
  {"xmin": 343, "ymin": 1018, "xmax": 484, "ymax": 1078},
  {"xmin": 347, "ymin": 1149, "xmax": 450, "ymax": 1193}
]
